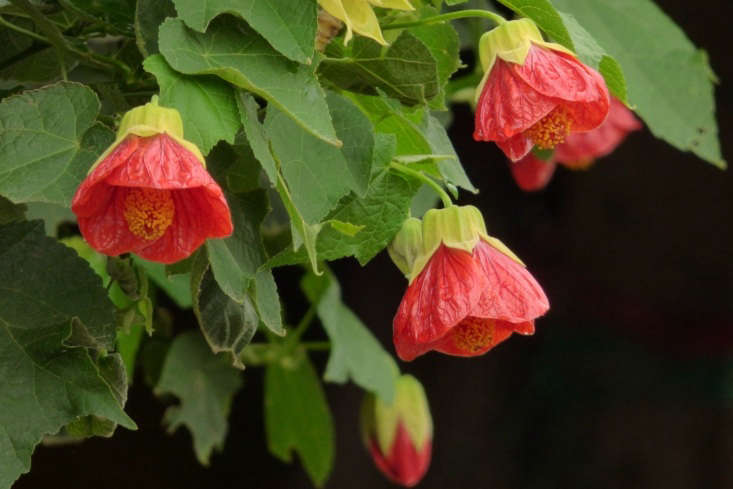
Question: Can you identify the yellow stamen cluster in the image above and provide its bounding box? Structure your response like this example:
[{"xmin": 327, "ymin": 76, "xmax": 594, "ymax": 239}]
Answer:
[
  {"xmin": 452, "ymin": 317, "xmax": 495, "ymax": 353},
  {"xmin": 123, "ymin": 187, "xmax": 175, "ymax": 241},
  {"xmin": 526, "ymin": 106, "xmax": 572, "ymax": 149}
]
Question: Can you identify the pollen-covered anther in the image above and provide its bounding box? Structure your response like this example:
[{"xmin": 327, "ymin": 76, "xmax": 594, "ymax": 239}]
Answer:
[
  {"xmin": 526, "ymin": 106, "xmax": 573, "ymax": 149},
  {"xmin": 123, "ymin": 187, "xmax": 175, "ymax": 241},
  {"xmin": 452, "ymin": 317, "xmax": 495, "ymax": 353}
]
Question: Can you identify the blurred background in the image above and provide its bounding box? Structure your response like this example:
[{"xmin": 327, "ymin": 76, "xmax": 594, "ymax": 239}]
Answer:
[{"xmin": 16, "ymin": 0, "xmax": 733, "ymax": 488}]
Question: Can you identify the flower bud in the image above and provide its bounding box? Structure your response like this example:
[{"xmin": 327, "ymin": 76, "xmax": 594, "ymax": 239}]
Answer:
[{"xmin": 361, "ymin": 374, "xmax": 432, "ymax": 487}]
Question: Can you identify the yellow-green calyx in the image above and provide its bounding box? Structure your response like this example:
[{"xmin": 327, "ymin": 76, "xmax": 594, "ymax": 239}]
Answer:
[
  {"xmin": 474, "ymin": 18, "xmax": 575, "ymax": 104},
  {"xmin": 389, "ymin": 206, "xmax": 525, "ymax": 283},
  {"xmin": 361, "ymin": 374, "xmax": 433, "ymax": 455},
  {"xmin": 88, "ymin": 96, "xmax": 204, "ymax": 174}
]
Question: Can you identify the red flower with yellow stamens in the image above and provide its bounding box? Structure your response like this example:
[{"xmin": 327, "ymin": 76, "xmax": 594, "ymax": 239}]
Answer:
[
  {"xmin": 388, "ymin": 206, "xmax": 549, "ymax": 361},
  {"xmin": 473, "ymin": 18, "xmax": 610, "ymax": 162},
  {"xmin": 510, "ymin": 152, "xmax": 557, "ymax": 192},
  {"xmin": 71, "ymin": 99, "xmax": 232, "ymax": 264}
]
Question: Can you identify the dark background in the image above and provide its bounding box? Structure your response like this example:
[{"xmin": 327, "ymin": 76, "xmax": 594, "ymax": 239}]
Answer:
[{"xmin": 16, "ymin": 1, "xmax": 733, "ymax": 488}]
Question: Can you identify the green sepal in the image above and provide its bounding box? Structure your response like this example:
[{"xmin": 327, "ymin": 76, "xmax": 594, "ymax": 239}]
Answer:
[
  {"xmin": 87, "ymin": 96, "xmax": 205, "ymax": 175},
  {"xmin": 360, "ymin": 374, "xmax": 432, "ymax": 456},
  {"xmin": 387, "ymin": 217, "xmax": 423, "ymax": 277},
  {"xmin": 474, "ymin": 18, "xmax": 575, "ymax": 103}
]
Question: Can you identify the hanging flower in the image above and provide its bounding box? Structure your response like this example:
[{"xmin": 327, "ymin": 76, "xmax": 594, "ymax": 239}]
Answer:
[
  {"xmin": 318, "ymin": 0, "xmax": 414, "ymax": 45},
  {"xmin": 555, "ymin": 97, "xmax": 642, "ymax": 169},
  {"xmin": 361, "ymin": 374, "xmax": 432, "ymax": 487},
  {"xmin": 473, "ymin": 18, "xmax": 610, "ymax": 162},
  {"xmin": 510, "ymin": 153, "xmax": 557, "ymax": 192},
  {"xmin": 71, "ymin": 98, "xmax": 233, "ymax": 264},
  {"xmin": 389, "ymin": 206, "xmax": 549, "ymax": 361}
]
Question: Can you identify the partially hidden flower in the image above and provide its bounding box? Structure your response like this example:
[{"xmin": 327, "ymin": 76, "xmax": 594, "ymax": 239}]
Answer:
[
  {"xmin": 389, "ymin": 206, "xmax": 549, "ymax": 361},
  {"xmin": 510, "ymin": 152, "xmax": 557, "ymax": 192},
  {"xmin": 473, "ymin": 18, "xmax": 610, "ymax": 162},
  {"xmin": 71, "ymin": 98, "xmax": 232, "ymax": 264},
  {"xmin": 361, "ymin": 374, "xmax": 432, "ymax": 487},
  {"xmin": 318, "ymin": 0, "xmax": 414, "ymax": 45},
  {"xmin": 554, "ymin": 96, "xmax": 642, "ymax": 169}
]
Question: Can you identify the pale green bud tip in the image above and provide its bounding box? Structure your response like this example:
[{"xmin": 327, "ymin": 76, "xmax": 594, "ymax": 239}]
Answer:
[
  {"xmin": 361, "ymin": 374, "xmax": 433, "ymax": 455},
  {"xmin": 422, "ymin": 205, "xmax": 487, "ymax": 256},
  {"xmin": 478, "ymin": 18, "xmax": 543, "ymax": 72},
  {"xmin": 117, "ymin": 97, "xmax": 185, "ymax": 140},
  {"xmin": 388, "ymin": 217, "xmax": 424, "ymax": 277}
]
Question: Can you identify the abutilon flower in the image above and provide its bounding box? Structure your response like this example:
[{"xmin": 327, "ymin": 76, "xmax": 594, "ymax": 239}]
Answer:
[
  {"xmin": 510, "ymin": 153, "xmax": 557, "ymax": 192},
  {"xmin": 389, "ymin": 206, "xmax": 549, "ymax": 361},
  {"xmin": 317, "ymin": 0, "xmax": 414, "ymax": 45},
  {"xmin": 473, "ymin": 18, "xmax": 610, "ymax": 162},
  {"xmin": 71, "ymin": 98, "xmax": 232, "ymax": 264},
  {"xmin": 554, "ymin": 97, "xmax": 642, "ymax": 169},
  {"xmin": 361, "ymin": 374, "xmax": 432, "ymax": 487}
]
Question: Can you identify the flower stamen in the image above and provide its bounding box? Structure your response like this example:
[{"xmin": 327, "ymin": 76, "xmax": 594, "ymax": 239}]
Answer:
[
  {"xmin": 123, "ymin": 188, "xmax": 175, "ymax": 241},
  {"xmin": 452, "ymin": 317, "xmax": 495, "ymax": 353},
  {"xmin": 526, "ymin": 106, "xmax": 572, "ymax": 149}
]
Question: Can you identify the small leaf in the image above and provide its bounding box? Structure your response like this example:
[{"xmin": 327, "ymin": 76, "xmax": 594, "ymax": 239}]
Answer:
[
  {"xmin": 252, "ymin": 268, "xmax": 284, "ymax": 336},
  {"xmin": 143, "ymin": 54, "xmax": 241, "ymax": 155},
  {"xmin": 156, "ymin": 331, "xmax": 243, "ymax": 465},
  {"xmin": 265, "ymin": 349, "xmax": 335, "ymax": 487},
  {"xmin": 302, "ymin": 271, "xmax": 397, "ymax": 402}
]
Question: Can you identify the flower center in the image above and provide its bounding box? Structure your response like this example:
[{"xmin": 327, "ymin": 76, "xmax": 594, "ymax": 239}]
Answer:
[
  {"xmin": 123, "ymin": 188, "xmax": 175, "ymax": 241},
  {"xmin": 452, "ymin": 317, "xmax": 495, "ymax": 353},
  {"xmin": 526, "ymin": 106, "xmax": 572, "ymax": 149}
]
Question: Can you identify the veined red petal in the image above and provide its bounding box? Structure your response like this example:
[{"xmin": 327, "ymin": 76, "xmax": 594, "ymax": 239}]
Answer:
[
  {"xmin": 555, "ymin": 97, "xmax": 641, "ymax": 166},
  {"xmin": 510, "ymin": 153, "xmax": 557, "ymax": 191},
  {"xmin": 368, "ymin": 423, "xmax": 431, "ymax": 487},
  {"xmin": 393, "ymin": 245, "xmax": 488, "ymax": 361},
  {"xmin": 496, "ymin": 132, "xmax": 536, "ymax": 162},
  {"xmin": 472, "ymin": 239, "xmax": 549, "ymax": 323}
]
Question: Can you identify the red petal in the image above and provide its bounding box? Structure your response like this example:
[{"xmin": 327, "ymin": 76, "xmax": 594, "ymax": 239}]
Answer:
[
  {"xmin": 555, "ymin": 97, "xmax": 641, "ymax": 166},
  {"xmin": 496, "ymin": 132, "xmax": 536, "ymax": 162},
  {"xmin": 510, "ymin": 153, "xmax": 557, "ymax": 191},
  {"xmin": 368, "ymin": 423, "xmax": 431, "ymax": 487},
  {"xmin": 472, "ymin": 240, "xmax": 550, "ymax": 323},
  {"xmin": 393, "ymin": 245, "xmax": 488, "ymax": 361}
]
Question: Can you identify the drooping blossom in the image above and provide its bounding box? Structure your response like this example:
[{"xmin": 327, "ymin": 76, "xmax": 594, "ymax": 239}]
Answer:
[
  {"xmin": 361, "ymin": 374, "xmax": 432, "ymax": 487},
  {"xmin": 473, "ymin": 18, "xmax": 610, "ymax": 161},
  {"xmin": 71, "ymin": 98, "xmax": 232, "ymax": 264},
  {"xmin": 389, "ymin": 206, "xmax": 549, "ymax": 361},
  {"xmin": 318, "ymin": 0, "xmax": 414, "ymax": 45},
  {"xmin": 510, "ymin": 152, "xmax": 558, "ymax": 192}
]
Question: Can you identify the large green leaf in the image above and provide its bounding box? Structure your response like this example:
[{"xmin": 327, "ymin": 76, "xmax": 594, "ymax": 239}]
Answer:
[
  {"xmin": 155, "ymin": 331, "xmax": 243, "ymax": 465},
  {"xmin": 191, "ymin": 251, "xmax": 259, "ymax": 368},
  {"xmin": 171, "ymin": 0, "xmax": 317, "ymax": 64},
  {"xmin": 135, "ymin": 0, "xmax": 176, "ymax": 57},
  {"xmin": 302, "ymin": 271, "xmax": 397, "ymax": 402},
  {"xmin": 265, "ymin": 349, "xmax": 334, "ymax": 487},
  {"xmin": 409, "ymin": 18, "xmax": 461, "ymax": 109},
  {"xmin": 158, "ymin": 17, "xmax": 339, "ymax": 146},
  {"xmin": 551, "ymin": 0, "xmax": 724, "ymax": 168},
  {"xmin": 320, "ymin": 31, "xmax": 439, "ymax": 106},
  {"xmin": 143, "ymin": 54, "xmax": 240, "ymax": 155},
  {"xmin": 0, "ymin": 82, "xmax": 114, "ymax": 205},
  {"xmin": 0, "ymin": 221, "xmax": 135, "ymax": 489}
]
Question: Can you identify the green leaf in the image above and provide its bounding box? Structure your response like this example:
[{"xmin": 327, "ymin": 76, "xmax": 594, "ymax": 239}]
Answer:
[
  {"xmin": 191, "ymin": 251, "xmax": 259, "ymax": 368},
  {"xmin": 496, "ymin": 0, "xmax": 573, "ymax": 47},
  {"xmin": 0, "ymin": 48, "xmax": 76, "ymax": 89},
  {"xmin": 158, "ymin": 17, "xmax": 339, "ymax": 146},
  {"xmin": 171, "ymin": 0, "xmax": 317, "ymax": 64},
  {"xmin": 155, "ymin": 331, "xmax": 243, "ymax": 465},
  {"xmin": 132, "ymin": 257, "xmax": 193, "ymax": 308},
  {"xmin": 0, "ymin": 82, "xmax": 114, "ymax": 206},
  {"xmin": 135, "ymin": 0, "xmax": 176, "ymax": 57},
  {"xmin": 143, "ymin": 54, "xmax": 240, "ymax": 155},
  {"xmin": 237, "ymin": 91, "xmax": 278, "ymax": 185},
  {"xmin": 551, "ymin": 0, "xmax": 725, "ymax": 167},
  {"xmin": 0, "ymin": 195, "xmax": 25, "ymax": 224},
  {"xmin": 302, "ymin": 271, "xmax": 397, "ymax": 402},
  {"xmin": 265, "ymin": 349, "xmax": 334, "ymax": 487},
  {"xmin": 252, "ymin": 268, "xmax": 284, "ymax": 335},
  {"xmin": 320, "ymin": 31, "xmax": 439, "ymax": 106},
  {"xmin": 206, "ymin": 190, "xmax": 269, "ymax": 304},
  {"xmin": 0, "ymin": 221, "xmax": 135, "ymax": 488}
]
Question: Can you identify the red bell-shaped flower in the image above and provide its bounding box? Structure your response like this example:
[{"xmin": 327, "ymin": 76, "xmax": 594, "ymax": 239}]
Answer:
[
  {"xmin": 389, "ymin": 206, "xmax": 549, "ymax": 361},
  {"xmin": 473, "ymin": 18, "xmax": 610, "ymax": 162},
  {"xmin": 361, "ymin": 374, "xmax": 432, "ymax": 487},
  {"xmin": 71, "ymin": 98, "xmax": 232, "ymax": 264},
  {"xmin": 510, "ymin": 152, "xmax": 557, "ymax": 192},
  {"xmin": 555, "ymin": 96, "xmax": 642, "ymax": 169}
]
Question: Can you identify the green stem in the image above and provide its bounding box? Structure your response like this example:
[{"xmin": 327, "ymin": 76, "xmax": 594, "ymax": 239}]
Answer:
[
  {"xmin": 287, "ymin": 305, "xmax": 317, "ymax": 347},
  {"xmin": 390, "ymin": 162, "xmax": 453, "ymax": 208},
  {"xmin": 383, "ymin": 9, "xmax": 507, "ymax": 31},
  {"xmin": 302, "ymin": 341, "xmax": 331, "ymax": 352},
  {"xmin": 0, "ymin": 15, "xmax": 47, "ymax": 42}
]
